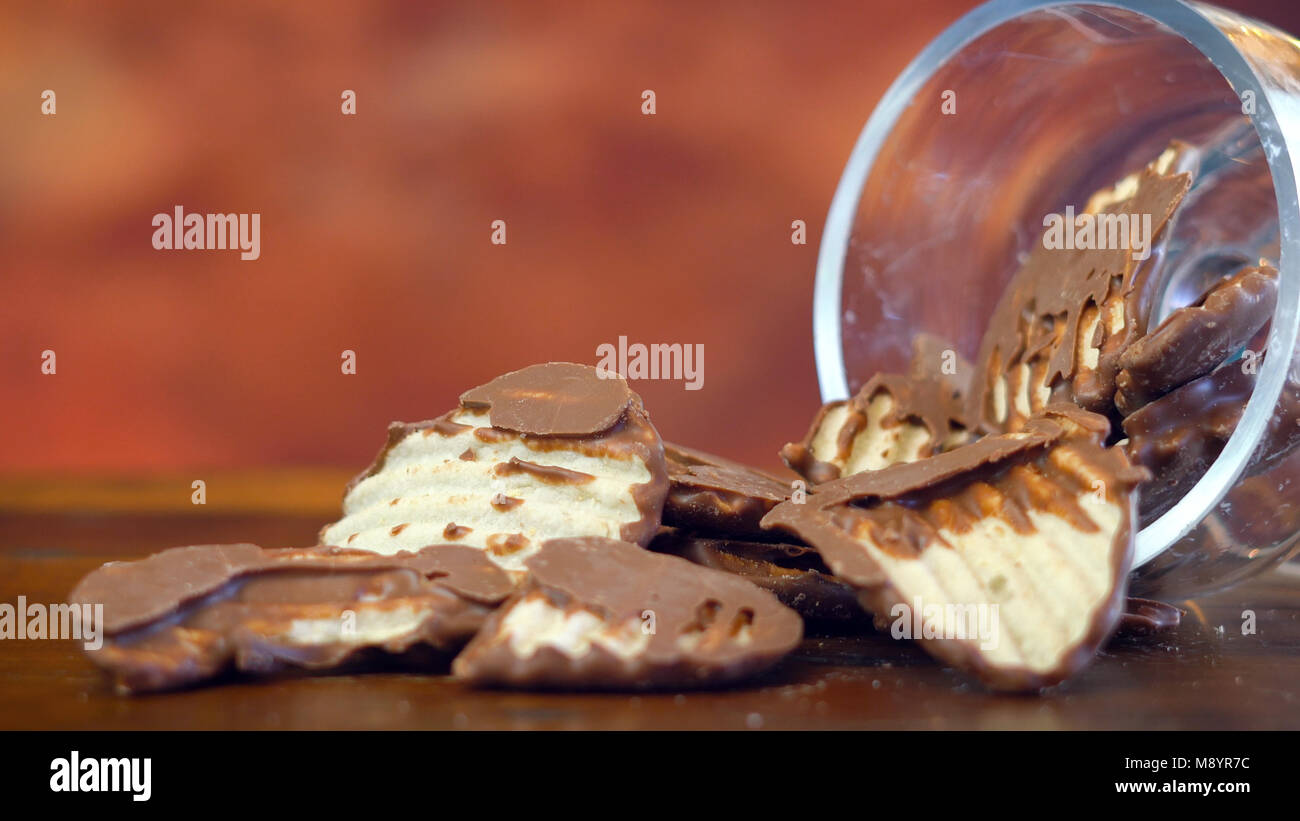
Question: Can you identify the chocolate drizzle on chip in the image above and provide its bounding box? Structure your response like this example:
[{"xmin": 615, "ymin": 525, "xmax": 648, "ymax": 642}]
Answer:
[{"xmin": 971, "ymin": 143, "xmax": 1196, "ymax": 432}]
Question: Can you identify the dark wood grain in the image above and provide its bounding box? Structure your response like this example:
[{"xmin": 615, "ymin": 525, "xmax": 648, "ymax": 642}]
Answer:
[{"xmin": 2, "ymin": 508, "xmax": 1298, "ymax": 730}]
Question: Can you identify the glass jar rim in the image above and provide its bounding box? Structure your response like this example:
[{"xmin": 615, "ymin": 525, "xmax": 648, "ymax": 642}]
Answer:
[{"xmin": 812, "ymin": 0, "xmax": 1300, "ymax": 568}]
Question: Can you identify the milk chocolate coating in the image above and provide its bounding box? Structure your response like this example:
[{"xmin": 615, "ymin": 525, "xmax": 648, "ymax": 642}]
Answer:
[
  {"xmin": 328, "ymin": 362, "xmax": 670, "ymax": 554},
  {"xmin": 781, "ymin": 409, "xmax": 1081, "ymax": 516},
  {"xmin": 1116, "ymin": 264, "xmax": 1278, "ymax": 415},
  {"xmin": 763, "ymin": 407, "xmax": 1145, "ymax": 691},
  {"xmin": 1122, "ymin": 365, "xmax": 1254, "ymax": 523},
  {"xmin": 665, "ymin": 441, "xmax": 775, "ymax": 476},
  {"xmin": 460, "ymin": 361, "xmax": 637, "ymax": 436},
  {"xmin": 972, "ymin": 143, "xmax": 1194, "ymax": 431},
  {"xmin": 452, "ymin": 537, "xmax": 803, "ymax": 689},
  {"xmin": 781, "ymin": 400, "xmax": 851, "ymax": 484},
  {"xmin": 664, "ymin": 442, "xmax": 796, "ymax": 539},
  {"xmin": 69, "ymin": 544, "xmax": 514, "ymax": 693},
  {"xmin": 72, "ymin": 543, "xmax": 270, "ymax": 635},
  {"xmin": 1122, "ymin": 354, "xmax": 1300, "ymax": 524},
  {"xmin": 765, "ymin": 407, "xmax": 1127, "ymax": 566},
  {"xmin": 649, "ymin": 529, "xmax": 868, "ymax": 625},
  {"xmin": 781, "ymin": 335, "xmax": 974, "ymax": 483},
  {"xmin": 1116, "ymin": 597, "xmax": 1182, "ymax": 637}
]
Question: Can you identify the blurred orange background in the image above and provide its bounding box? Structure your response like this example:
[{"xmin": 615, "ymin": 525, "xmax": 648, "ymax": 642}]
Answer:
[{"xmin": 3, "ymin": 0, "xmax": 1299, "ymax": 481}]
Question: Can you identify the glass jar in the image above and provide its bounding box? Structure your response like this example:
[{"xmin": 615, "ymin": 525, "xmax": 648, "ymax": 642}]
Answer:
[{"xmin": 814, "ymin": 0, "xmax": 1300, "ymax": 597}]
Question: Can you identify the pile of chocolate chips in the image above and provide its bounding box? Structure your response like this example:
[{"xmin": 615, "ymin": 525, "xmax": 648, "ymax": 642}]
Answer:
[{"xmin": 71, "ymin": 142, "xmax": 1291, "ymax": 694}]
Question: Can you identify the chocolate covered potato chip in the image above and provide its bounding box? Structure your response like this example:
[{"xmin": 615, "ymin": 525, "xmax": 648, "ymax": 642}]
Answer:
[
  {"xmin": 782, "ymin": 334, "xmax": 975, "ymax": 484},
  {"xmin": 453, "ymin": 537, "xmax": 803, "ymax": 689},
  {"xmin": 69, "ymin": 543, "xmax": 514, "ymax": 693},
  {"xmin": 764, "ymin": 407, "xmax": 1146, "ymax": 691},
  {"xmin": 320, "ymin": 363, "xmax": 670, "ymax": 573},
  {"xmin": 662, "ymin": 442, "xmax": 797, "ymax": 539},
  {"xmin": 1115, "ymin": 263, "xmax": 1278, "ymax": 415},
  {"xmin": 971, "ymin": 143, "xmax": 1195, "ymax": 432}
]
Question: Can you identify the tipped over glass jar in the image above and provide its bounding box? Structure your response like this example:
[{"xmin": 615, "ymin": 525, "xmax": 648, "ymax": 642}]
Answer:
[{"xmin": 813, "ymin": 0, "xmax": 1300, "ymax": 598}]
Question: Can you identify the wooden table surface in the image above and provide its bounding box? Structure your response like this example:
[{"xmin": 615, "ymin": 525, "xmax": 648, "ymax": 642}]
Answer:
[{"xmin": 2, "ymin": 476, "xmax": 1298, "ymax": 730}]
